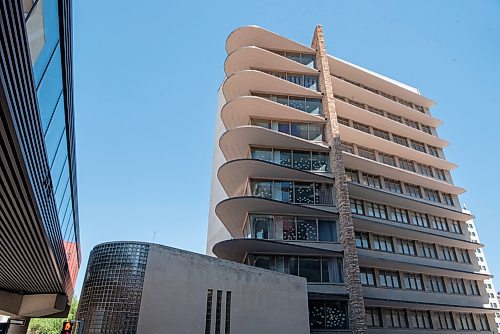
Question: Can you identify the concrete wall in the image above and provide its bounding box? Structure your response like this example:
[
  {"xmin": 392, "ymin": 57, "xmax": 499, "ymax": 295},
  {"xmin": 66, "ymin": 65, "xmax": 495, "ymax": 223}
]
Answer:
[{"xmin": 136, "ymin": 245, "xmax": 309, "ymax": 334}]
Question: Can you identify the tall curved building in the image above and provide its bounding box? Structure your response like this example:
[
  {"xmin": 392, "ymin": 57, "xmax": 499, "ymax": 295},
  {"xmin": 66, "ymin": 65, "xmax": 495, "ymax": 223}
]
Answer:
[{"xmin": 207, "ymin": 25, "xmax": 497, "ymax": 332}]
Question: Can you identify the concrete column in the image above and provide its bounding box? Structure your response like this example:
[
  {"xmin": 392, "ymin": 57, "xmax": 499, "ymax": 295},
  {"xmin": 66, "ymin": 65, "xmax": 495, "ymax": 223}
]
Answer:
[{"xmin": 312, "ymin": 25, "xmax": 367, "ymax": 333}]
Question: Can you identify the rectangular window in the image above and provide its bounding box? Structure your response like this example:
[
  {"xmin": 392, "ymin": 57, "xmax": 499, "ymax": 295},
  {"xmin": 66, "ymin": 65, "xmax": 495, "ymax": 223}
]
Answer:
[
  {"xmin": 421, "ymin": 242, "xmax": 437, "ymax": 259},
  {"xmin": 353, "ymin": 121, "xmax": 370, "ymax": 133},
  {"xmin": 479, "ymin": 314, "xmax": 490, "ymax": 331},
  {"xmin": 428, "ymin": 145, "xmax": 440, "ymax": 157},
  {"xmin": 430, "ymin": 216, "xmax": 449, "ymax": 231},
  {"xmin": 457, "ymin": 249, "xmax": 471, "ymax": 263},
  {"xmin": 350, "ymin": 199, "xmax": 364, "ymax": 215},
  {"xmin": 449, "ymin": 220, "xmax": 462, "ymax": 234},
  {"xmin": 411, "ymin": 212, "xmax": 429, "ymax": 227},
  {"xmin": 388, "ymin": 309, "xmax": 408, "ymax": 328},
  {"xmin": 449, "ymin": 278, "xmax": 466, "ymax": 294},
  {"xmin": 345, "ymin": 168, "xmax": 359, "ymax": 183},
  {"xmin": 443, "ymin": 193, "xmax": 454, "ymax": 206},
  {"xmin": 423, "ymin": 188, "xmax": 441, "ymax": 202},
  {"xmin": 305, "ymin": 98, "xmax": 322, "ymax": 114},
  {"xmin": 387, "ymin": 112, "xmax": 403, "ymax": 123},
  {"xmin": 409, "ymin": 310, "xmax": 432, "ymax": 329},
  {"xmin": 404, "ymin": 119, "xmax": 420, "ymax": 129},
  {"xmin": 367, "ymin": 105, "xmax": 385, "ymax": 116},
  {"xmin": 355, "ymin": 232, "xmax": 370, "ymax": 249},
  {"xmin": 365, "ymin": 307, "xmax": 383, "ymax": 327},
  {"xmin": 337, "ymin": 116, "xmax": 350, "ymax": 126},
  {"xmin": 298, "ymin": 257, "xmax": 321, "ymax": 282},
  {"xmin": 435, "ymin": 168, "xmax": 447, "ymax": 181},
  {"xmin": 348, "ymin": 99, "xmax": 366, "ymax": 109},
  {"xmin": 388, "ymin": 207, "xmax": 409, "ymax": 224},
  {"xmin": 311, "ymin": 152, "xmax": 329, "ymax": 172},
  {"xmin": 362, "ymin": 173, "xmax": 381, "ymax": 188},
  {"xmin": 373, "ymin": 128, "xmax": 390, "ymax": 140},
  {"xmin": 397, "ymin": 239, "xmax": 416, "ymax": 256},
  {"xmin": 442, "ymin": 246, "xmax": 457, "ymax": 261},
  {"xmin": 379, "ymin": 270, "xmax": 400, "ymax": 288},
  {"xmin": 360, "ymin": 267, "xmax": 375, "ymax": 286},
  {"xmin": 384, "ymin": 178, "xmax": 402, "ymax": 193},
  {"xmin": 406, "ymin": 183, "xmax": 422, "ymax": 198},
  {"xmin": 341, "ymin": 142, "xmax": 354, "ymax": 154},
  {"xmin": 215, "ymin": 290, "xmax": 222, "ymax": 334},
  {"xmin": 467, "ymin": 280, "xmax": 480, "ymax": 295},
  {"xmin": 436, "ymin": 312, "xmax": 455, "ymax": 330},
  {"xmin": 296, "ymin": 218, "xmax": 318, "ymax": 241},
  {"xmin": 399, "ymin": 158, "xmax": 416, "ymax": 172},
  {"xmin": 418, "ymin": 164, "xmax": 434, "ymax": 177},
  {"xmin": 403, "ymin": 273, "xmax": 424, "ymax": 290},
  {"xmin": 379, "ymin": 153, "xmax": 396, "ymax": 166},
  {"xmin": 366, "ymin": 202, "xmax": 387, "ymax": 219},
  {"xmin": 421, "ymin": 124, "xmax": 432, "ymax": 134},
  {"xmin": 373, "ymin": 235, "xmax": 393, "ymax": 252},
  {"xmin": 429, "ymin": 276, "xmax": 446, "ymax": 293},
  {"xmin": 457, "ymin": 313, "xmax": 476, "ymax": 330},
  {"xmin": 358, "ymin": 146, "xmax": 376, "ymax": 161},
  {"xmin": 205, "ymin": 289, "xmax": 213, "ymax": 334},
  {"xmin": 225, "ymin": 291, "xmax": 231, "ymax": 334},
  {"xmin": 410, "ymin": 140, "xmax": 427, "ymax": 153},
  {"xmin": 294, "ymin": 182, "xmax": 315, "ymax": 204},
  {"xmin": 318, "ymin": 220, "xmax": 337, "ymax": 242},
  {"xmin": 309, "ymin": 300, "xmax": 348, "ymax": 329},
  {"xmin": 392, "ymin": 133, "xmax": 408, "ymax": 146}
]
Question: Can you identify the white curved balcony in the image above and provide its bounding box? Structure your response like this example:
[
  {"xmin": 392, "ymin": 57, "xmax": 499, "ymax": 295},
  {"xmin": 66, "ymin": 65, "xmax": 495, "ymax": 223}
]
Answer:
[
  {"xmin": 218, "ymin": 159, "xmax": 333, "ymax": 197},
  {"xmin": 222, "ymin": 70, "xmax": 322, "ymax": 102},
  {"xmin": 225, "ymin": 46, "xmax": 318, "ymax": 77},
  {"xmin": 219, "ymin": 125, "xmax": 328, "ymax": 161},
  {"xmin": 221, "ymin": 96, "xmax": 324, "ymax": 130},
  {"xmin": 336, "ymin": 99, "xmax": 447, "ymax": 148},
  {"xmin": 342, "ymin": 152, "xmax": 464, "ymax": 195},
  {"xmin": 226, "ymin": 25, "xmax": 314, "ymax": 54},
  {"xmin": 333, "ymin": 76, "xmax": 440, "ymax": 127},
  {"xmin": 215, "ymin": 196, "xmax": 335, "ymax": 238},
  {"xmin": 340, "ymin": 125, "xmax": 456, "ymax": 171}
]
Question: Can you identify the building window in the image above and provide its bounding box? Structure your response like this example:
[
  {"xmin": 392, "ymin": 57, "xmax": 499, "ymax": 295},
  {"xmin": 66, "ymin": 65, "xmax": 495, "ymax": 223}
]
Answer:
[
  {"xmin": 345, "ymin": 169, "xmax": 359, "ymax": 183},
  {"xmin": 215, "ymin": 290, "xmax": 222, "ymax": 334},
  {"xmin": 373, "ymin": 128, "xmax": 390, "ymax": 140},
  {"xmin": 373, "ymin": 235, "xmax": 393, "ymax": 252},
  {"xmin": 467, "ymin": 280, "xmax": 480, "ymax": 295},
  {"xmin": 396, "ymin": 239, "xmax": 416, "ymax": 256},
  {"xmin": 449, "ymin": 278, "xmax": 466, "ymax": 295},
  {"xmin": 404, "ymin": 119, "xmax": 419, "ymax": 129},
  {"xmin": 410, "ymin": 140, "xmax": 427, "ymax": 153},
  {"xmin": 341, "ymin": 142, "xmax": 354, "ymax": 154},
  {"xmin": 205, "ymin": 289, "xmax": 213, "ymax": 334},
  {"xmin": 350, "ymin": 199, "xmax": 364, "ymax": 215},
  {"xmin": 388, "ymin": 207, "xmax": 409, "ymax": 224},
  {"xmin": 418, "ymin": 164, "xmax": 434, "ymax": 177},
  {"xmin": 449, "ymin": 220, "xmax": 462, "ymax": 234},
  {"xmin": 366, "ymin": 202, "xmax": 387, "ymax": 219},
  {"xmin": 436, "ymin": 312, "xmax": 454, "ymax": 330},
  {"xmin": 456, "ymin": 249, "xmax": 471, "ymax": 263},
  {"xmin": 355, "ymin": 232, "xmax": 370, "ymax": 249},
  {"xmin": 360, "ymin": 268, "xmax": 375, "ymax": 286},
  {"xmin": 309, "ymin": 300, "xmax": 348, "ymax": 330},
  {"xmin": 225, "ymin": 291, "xmax": 231, "ymax": 334},
  {"xmin": 379, "ymin": 270, "xmax": 400, "ymax": 288},
  {"xmin": 403, "ymin": 273, "xmax": 424, "ymax": 290},
  {"xmin": 387, "ymin": 113, "xmax": 403, "ymax": 123},
  {"xmin": 392, "ymin": 133, "xmax": 408, "ymax": 146},
  {"xmin": 384, "ymin": 178, "xmax": 402, "ymax": 193},
  {"xmin": 399, "ymin": 158, "xmax": 416, "ymax": 172},
  {"xmin": 421, "ymin": 242, "xmax": 437, "ymax": 259},
  {"xmin": 456, "ymin": 313, "xmax": 476, "ymax": 330},
  {"xmin": 337, "ymin": 116, "xmax": 350, "ymax": 126},
  {"xmin": 442, "ymin": 246, "xmax": 457, "ymax": 262},
  {"xmin": 379, "ymin": 153, "xmax": 396, "ymax": 166},
  {"xmin": 388, "ymin": 309, "xmax": 408, "ymax": 328},
  {"xmin": 421, "ymin": 124, "xmax": 432, "ymax": 134},
  {"xmin": 443, "ymin": 193, "xmax": 454, "ymax": 206},
  {"xmin": 362, "ymin": 172, "xmax": 381, "ymax": 188},
  {"xmin": 358, "ymin": 146, "xmax": 376, "ymax": 160},
  {"xmin": 353, "ymin": 121, "xmax": 370, "ymax": 133},
  {"xmin": 405, "ymin": 183, "xmax": 422, "ymax": 198},
  {"xmin": 429, "ymin": 276, "xmax": 446, "ymax": 293},
  {"xmin": 430, "ymin": 216, "xmax": 449, "ymax": 231},
  {"xmin": 297, "ymin": 218, "xmax": 318, "ymax": 240},
  {"xmin": 479, "ymin": 314, "xmax": 490, "ymax": 331},
  {"xmin": 411, "ymin": 212, "xmax": 429, "ymax": 227},
  {"xmin": 423, "ymin": 188, "xmax": 441, "ymax": 202},
  {"xmin": 408, "ymin": 310, "xmax": 432, "ymax": 329},
  {"xmin": 348, "ymin": 99, "xmax": 366, "ymax": 109},
  {"xmin": 435, "ymin": 168, "xmax": 447, "ymax": 181},
  {"xmin": 428, "ymin": 145, "xmax": 440, "ymax": 157},
  {"xmin": 365, "ymin": 307, "xmax": 383, "ymax": 327}
]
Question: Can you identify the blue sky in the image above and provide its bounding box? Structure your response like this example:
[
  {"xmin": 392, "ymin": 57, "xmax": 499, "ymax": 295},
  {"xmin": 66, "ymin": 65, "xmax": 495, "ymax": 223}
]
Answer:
[{"xmin": 72, "ymin": 0, "xmax": 500, "ymax": 295}]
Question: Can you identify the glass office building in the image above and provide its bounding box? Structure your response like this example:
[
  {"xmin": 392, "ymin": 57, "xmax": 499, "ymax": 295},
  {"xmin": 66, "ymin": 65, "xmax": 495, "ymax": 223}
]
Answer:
[{"xmin": 0, "ymin": 0, "xmax": 79, "ymax": 326}]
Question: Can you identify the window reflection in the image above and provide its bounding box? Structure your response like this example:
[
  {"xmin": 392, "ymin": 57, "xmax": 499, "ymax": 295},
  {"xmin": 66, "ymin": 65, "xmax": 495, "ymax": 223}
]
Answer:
[{"xmin": 251, "ymin": 147, "xmax": 329, "ymax": 172}]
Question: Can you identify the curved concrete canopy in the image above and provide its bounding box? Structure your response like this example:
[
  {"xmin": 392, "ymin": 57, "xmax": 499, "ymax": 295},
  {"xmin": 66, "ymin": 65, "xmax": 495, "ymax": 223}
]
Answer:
[
  {"xmin": 222, "ymin": 70, "xmax": 322, "ymax": 102},
  {"xmin": 225, "ymin": 46, "xmax": 318, "ymax": 77},
  {"xmin": 219, "ymin": 125, "xmax": 328, "ymax": 161},
  {"xmin": 221, "ymin": 96, "xmax": 325, "ymax": 130},
  {"xmin": 215, "ymin": 196, "xmax": 336, "ymax": 238},
  {"xmin": 218, "ymin": 159, "xmax": 333, "ymax": 197},
  {"xmin": 342, "ymin": 153, "xmax": 464, "ymax": 195},
  {"xmin": 333, "ymin": 76, "xmax": 441, "ymax": 127},
  {"xmin": 213, "ymin": 239, "xmax": 342, "ymax": 263},
  {"xmin": 336, "ymin": 99, "xmax": 447, "ymax": 148},
  {"xmin": 329, "ymin": 56, "xmax": 436, "ymax": 109},
  {"xmin": 340, "ymin": 125, "xmax": 457, "ymax": 171},
  {"xmin": 226, "ymin": 26, "xmax": 314, "ymax": 54},
  {"xmin": 347, "ymin": 182, "xmax": 473, "ymax": 222}
]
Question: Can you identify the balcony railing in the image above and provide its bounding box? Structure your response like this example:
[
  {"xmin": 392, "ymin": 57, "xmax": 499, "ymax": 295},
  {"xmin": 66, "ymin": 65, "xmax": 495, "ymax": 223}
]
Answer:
[{"xmin": 249, "ymin": 179, "xmax": 334, "ymax": 205}]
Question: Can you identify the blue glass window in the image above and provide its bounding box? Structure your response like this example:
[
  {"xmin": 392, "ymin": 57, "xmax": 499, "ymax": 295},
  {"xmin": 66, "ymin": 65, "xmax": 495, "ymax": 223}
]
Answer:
[
  {"xmin": 37, "ymin": 45, "xmax": 63, "ymax": 132},
  {"xmin": 44, "ymin": 94, "xmax": 65, "ymax": 163}
]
